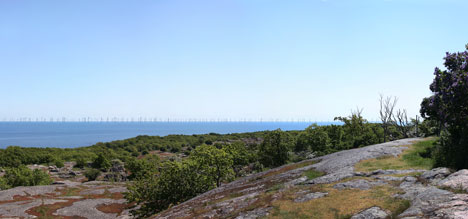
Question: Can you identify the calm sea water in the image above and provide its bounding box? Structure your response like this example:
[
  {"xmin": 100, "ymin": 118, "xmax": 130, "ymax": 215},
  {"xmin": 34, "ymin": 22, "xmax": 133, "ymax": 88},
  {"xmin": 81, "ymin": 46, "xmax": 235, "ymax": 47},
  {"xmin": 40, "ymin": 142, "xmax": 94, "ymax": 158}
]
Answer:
[{"xmin": 0, "ymin": 122, "xmax": 338, "ymax": 148}]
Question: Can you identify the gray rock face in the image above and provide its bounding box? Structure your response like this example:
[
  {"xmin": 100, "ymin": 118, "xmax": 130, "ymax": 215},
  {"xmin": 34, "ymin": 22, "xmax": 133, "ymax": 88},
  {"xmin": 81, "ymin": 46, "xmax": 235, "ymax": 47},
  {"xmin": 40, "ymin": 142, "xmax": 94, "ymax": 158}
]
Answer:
[
  {"xmin": 0, "ymin": 185, "xmax": 61, "ymax": 202},
  {"xmin": 294, "ymin": 192, "xmax": 328, "ymax": 202},
  {"xmin": 420, "ymin": 167, "xmax": 451, "ymax": 184},
  {"xmin": 0, "ymin": 180, "xmax": 131, "ymax": 218},
  {"xmin": 398, "ymin": 175, "xmax": 454, "ymax": 218},
  {"xmin": 431, "ymin": 194, "xmax": 468, "ymax": 218},
  {"xmin": 54, "ymin": 198, "xmax": 126, "ymax": 219},
  {"xmin": 438, "ymin": 169, "xmax": 468, "ymax": 192},
  {"xmin": 333, "ymin": 179, "xmax": 387, "ymax": 190},
  {"xmin": 351, "ymin": 207, "xmax": 388, "ymax": 219},
  {"xmin": 0, "ymin": 199, "xmax": 68, "ymax": 218}
]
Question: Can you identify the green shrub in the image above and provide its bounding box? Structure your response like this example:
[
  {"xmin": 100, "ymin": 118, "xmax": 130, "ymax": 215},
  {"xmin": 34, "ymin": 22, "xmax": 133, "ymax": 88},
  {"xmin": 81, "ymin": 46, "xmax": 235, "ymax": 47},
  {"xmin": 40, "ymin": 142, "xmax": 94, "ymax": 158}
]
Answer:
[
  {"xmin": 259, "ymin": 129, "xmax": 293, "ymax": 167},
  {"xmin": 54, "ymin": 159, "xmax": 64, "ymax": 168},
  {"xmin": 303, "ymin": 169, "xmax": 324, "ymax": 180},
  {"xmin": 92, "ymin": 153, "xmax": 111, "ymax": 170},
  {"xmin": 84, "ymin": 169, "xmax": 101, "ymax": 181},
  {"xmin": 0, "ymin": 177, "xmax": 10, "ymax": 190},
  {"xmin": 3, "ymin": 166, "xmax": 52, "ymax": 187},
  {"xmin": 75, "ymin": 157, "xmax": 87, "ymax": 169}
]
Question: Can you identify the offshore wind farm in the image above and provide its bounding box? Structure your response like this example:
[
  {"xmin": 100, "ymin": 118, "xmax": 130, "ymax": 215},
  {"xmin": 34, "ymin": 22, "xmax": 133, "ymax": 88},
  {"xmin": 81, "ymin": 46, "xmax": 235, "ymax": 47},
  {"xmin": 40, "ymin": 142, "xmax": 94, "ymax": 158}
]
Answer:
[{"xmin": 0, "ymin": 121, "xmax": 341, "ymax": 148}]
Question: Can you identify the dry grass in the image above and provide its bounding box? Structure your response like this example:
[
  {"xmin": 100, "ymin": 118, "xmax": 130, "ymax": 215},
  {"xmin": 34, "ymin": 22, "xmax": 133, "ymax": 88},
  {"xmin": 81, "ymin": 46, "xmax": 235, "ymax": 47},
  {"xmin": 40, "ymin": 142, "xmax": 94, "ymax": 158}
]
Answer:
[{"xmin": 269, "ymin": 185, "xmax": 408, "ymax": 219}]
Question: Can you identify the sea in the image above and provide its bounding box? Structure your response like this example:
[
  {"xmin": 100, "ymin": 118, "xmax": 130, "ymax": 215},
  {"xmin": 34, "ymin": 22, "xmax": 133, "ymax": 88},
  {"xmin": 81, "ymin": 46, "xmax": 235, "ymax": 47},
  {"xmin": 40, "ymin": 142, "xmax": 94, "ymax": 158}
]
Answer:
[{"xmin": 0, "ymin": 122, "xmax": 339, "ymax": 148}]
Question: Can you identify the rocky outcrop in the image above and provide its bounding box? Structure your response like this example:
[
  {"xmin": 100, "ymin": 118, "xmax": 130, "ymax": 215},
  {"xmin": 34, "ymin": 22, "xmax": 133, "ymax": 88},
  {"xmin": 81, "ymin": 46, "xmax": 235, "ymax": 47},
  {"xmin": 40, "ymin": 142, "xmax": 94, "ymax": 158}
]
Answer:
[
  {"xmin": 333, "ymin": 179, "xmax": 387, "ymax": 190},
  {"xmin": 0, "ymin": 180, "xmax": 131, "ymax": 218},
  {"xmin": 438, "ymin": 169, "xmax": 468, "ymax": 192},
  {"xmin": 303, "ymin": 138, "xmax": 418, "ymax": 185},
  {"xmin": 102, "ymin": 160, "xmax": 128, "ymax": 182},
  {"xmin": 351, "ymin": 207, "xmax": 389, "ymax": 219},
  {"xmin": 54, "ymin": 198, "xmax": 127, "ymax": 219}
]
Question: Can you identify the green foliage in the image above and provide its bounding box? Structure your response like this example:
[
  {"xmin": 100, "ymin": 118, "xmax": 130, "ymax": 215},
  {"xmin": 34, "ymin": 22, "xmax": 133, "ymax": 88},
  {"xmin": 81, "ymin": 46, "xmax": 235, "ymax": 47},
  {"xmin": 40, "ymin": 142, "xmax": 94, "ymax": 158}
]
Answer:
[
  {"xmin": 335, "ymin": 112, "xmax": 383, "ymax": 149},
  {"xmin": 303, "ymin": 169, "xmax": 324, "ymax": 180},
  {"xmin": 54, "ymin": 159, "xmax": 64, "ymax": 168},
  {"xmin": 222, "ymin": 142, "xmax": 253, "ymax": 177},
  {"xmin": 259, "ymin": 129, "xmax": 293, "ymax": 167},
  {"xmin": 191, "ymin": 144, "xmax": 234, "ymax": 187},
  {"xmin": 296, "ymin": 124, "xmax": 331, "ymax": 156},
  {"xmin": 420, "ymin": 45, "xmax": 468, "ymax": 169},
  {"xmin": 2, "ymin": 166, "xmax": 52, "ymax": 188},
  {"xmin": 75, "ymin": 157, "xmax": 87, "ymax": 169},
  {"xmin": 126, "ymin": 159, "xmax": 215, "ymax": 217},
  {"xmin": 401, "ymin": 139, "xmax": 436, "ymax": 169},
  {"xmin": 418, "ymin": 119, "xmax": 440, "ymax": 137},
  {"xmin": 92, "ymin": 153, "xmax": 111, "ymax": 170},
  {"xmin": 84, "ymin": 168, "xmax": 101, "ymax": 181},
  {"xmin": 125, "ymin": 155, "xmax": 160, "ymax": 180},
  {"xmin": 0, "ymin": 177, "xmax": 10, "ymax": 190}
]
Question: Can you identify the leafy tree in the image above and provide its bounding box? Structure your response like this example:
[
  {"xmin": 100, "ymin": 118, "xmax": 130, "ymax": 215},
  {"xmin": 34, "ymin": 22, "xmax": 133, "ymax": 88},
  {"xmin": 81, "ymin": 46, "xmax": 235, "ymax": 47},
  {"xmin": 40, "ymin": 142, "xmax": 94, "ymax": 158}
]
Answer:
[
  {"xmin": 125, "ymin": 154, "xmax": 160, "ymax": 180},
  {"xmin": 335, "ymin": 109, "xmax": 383, "ymax": 149},
  {"xmin": 323, "ymin": 125, "xmax": 345, "ymax": 150},
  {"xmin": 296, "ymin": 124, "xmax": 331, "ymax": 156},
  {"xmin": 259, "ymin": 129, "xmax": 292, "ymax": 167},
  {"xmin": 191, "ymin": 144, "xmax": 233, "ymax": 187},
  {"xmin": 126, "ymin": 159, "xmax": 214, "ymax": 217},
  {"xmin": 420, "ymin": 44, "xmax": 468, "ymax": 169},
  {"xmin": 223, "ymin": 142, "xmax": 251, "ymax": 177}
]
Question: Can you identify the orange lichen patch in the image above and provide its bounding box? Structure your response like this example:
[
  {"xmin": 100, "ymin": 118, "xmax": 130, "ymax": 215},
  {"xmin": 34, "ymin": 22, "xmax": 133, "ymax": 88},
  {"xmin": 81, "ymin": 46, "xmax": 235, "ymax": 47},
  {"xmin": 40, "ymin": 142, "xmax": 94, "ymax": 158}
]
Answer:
[
  {"xmin": 57, "ymin": 187, "xmax": 82, "ymax": 197},
  {"xmin": 96, "ymin": 203, "xmax": 130, "ymax": 215},
  {"xmin": 82, "ymin": 190, "xmax": 125, "ymax": 200},
  {"xmin": 261, "ymin": 160, "xmax": 317, "ymax": 179},
  {"xmin": 26, "ymin": 198, "xmax": 80, "ymax": 219}
]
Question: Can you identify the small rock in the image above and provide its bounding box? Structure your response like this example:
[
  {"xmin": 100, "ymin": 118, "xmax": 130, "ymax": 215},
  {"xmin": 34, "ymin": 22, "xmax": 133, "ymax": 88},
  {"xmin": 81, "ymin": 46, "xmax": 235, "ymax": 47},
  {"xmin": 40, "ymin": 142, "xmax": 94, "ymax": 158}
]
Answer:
[
  {"xmin": 49, "ymin": 166, "xmax": 59, "ymax": 172},
  {"xmin": 372, "ymin": 175, "xmax": 404, "ymax": 181},
  {"xmin": 294, "ymin": 192, "xmax": 328, "ymax": 203},
  {"xmin": 235, "ymin": 207, "xmax": 273, "ymax": 219},
  {"xmin": 351, "ymin": 206, "xmax": 388, "ymax": 219},
  {"xmin": 333, "ymin": 179, "xmax": 387, "ymax": 190}
]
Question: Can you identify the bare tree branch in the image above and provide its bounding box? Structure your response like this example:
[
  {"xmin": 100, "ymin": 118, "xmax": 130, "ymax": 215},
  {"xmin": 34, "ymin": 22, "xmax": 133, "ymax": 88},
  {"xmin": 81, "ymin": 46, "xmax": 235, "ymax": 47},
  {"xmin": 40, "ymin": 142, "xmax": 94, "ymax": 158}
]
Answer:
[{"xmin": 379, "ymin": 94, "xmax": 398, "ymax": 142}]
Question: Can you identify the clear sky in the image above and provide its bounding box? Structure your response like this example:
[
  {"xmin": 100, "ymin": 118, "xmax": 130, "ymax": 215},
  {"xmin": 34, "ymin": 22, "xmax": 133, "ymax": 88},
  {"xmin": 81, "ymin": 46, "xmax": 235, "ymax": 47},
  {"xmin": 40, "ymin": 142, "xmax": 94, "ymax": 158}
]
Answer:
[{"xmin": 0, "ymin": 0, "xmax": 467, "ymax": 122}]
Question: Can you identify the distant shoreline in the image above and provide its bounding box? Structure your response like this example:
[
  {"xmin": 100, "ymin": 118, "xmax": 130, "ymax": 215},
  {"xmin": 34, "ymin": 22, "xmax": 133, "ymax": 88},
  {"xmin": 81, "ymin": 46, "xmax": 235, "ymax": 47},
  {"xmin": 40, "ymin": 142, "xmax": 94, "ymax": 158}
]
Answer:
[{"xmin": 0, "ymin": 121, "xmax": 339, "ymax": 148}]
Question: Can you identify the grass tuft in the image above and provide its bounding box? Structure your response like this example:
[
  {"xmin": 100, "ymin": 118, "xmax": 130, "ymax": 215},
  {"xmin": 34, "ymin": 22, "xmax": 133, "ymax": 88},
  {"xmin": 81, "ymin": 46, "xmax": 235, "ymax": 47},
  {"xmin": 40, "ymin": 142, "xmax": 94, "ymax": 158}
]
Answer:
[{"xmin": 303, "ymin": 169, "xmax": 324, "ymax": 180}]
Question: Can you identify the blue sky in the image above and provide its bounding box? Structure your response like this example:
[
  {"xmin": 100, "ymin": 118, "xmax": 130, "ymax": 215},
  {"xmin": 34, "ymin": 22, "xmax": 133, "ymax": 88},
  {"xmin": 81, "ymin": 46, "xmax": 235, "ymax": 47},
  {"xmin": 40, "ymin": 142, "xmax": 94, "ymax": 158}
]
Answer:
[{"xmin": 0, "ymin": 0, "xmax": 467, "ymax": 121}]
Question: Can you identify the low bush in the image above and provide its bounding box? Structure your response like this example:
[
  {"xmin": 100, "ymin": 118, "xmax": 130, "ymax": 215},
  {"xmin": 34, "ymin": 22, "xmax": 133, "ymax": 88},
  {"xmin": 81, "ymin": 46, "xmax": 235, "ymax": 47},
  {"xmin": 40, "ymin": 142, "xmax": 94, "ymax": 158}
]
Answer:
[
  {"xmin": 2, "ymin": 166, "xmax": 52, "ymax": 188},
  {"xmin": 84, "ymin": 168, "xmax": 101, "ymax": 181}
]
